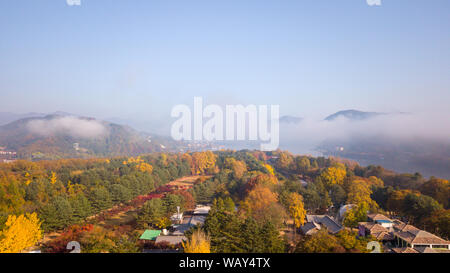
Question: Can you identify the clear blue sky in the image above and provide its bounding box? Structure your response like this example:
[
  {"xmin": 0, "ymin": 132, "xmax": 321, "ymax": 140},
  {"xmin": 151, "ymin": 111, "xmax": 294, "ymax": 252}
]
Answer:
[{"xmin": 0, "ymin": 0, "xmax": 449, "ymax": 132}]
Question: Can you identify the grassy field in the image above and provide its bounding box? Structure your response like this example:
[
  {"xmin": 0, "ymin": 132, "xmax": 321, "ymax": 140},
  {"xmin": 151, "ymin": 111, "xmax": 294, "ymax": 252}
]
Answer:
[
  {"xmin": 36, "ymin": 175, "xmax": 212, "ymax": 250},
  {"xmin": 99, "ymin": 210, "xmax": 138, "ymax": 227},
  {"xmin": 166, "ymin": 175, "xmax": 212, "ymax": 187}
]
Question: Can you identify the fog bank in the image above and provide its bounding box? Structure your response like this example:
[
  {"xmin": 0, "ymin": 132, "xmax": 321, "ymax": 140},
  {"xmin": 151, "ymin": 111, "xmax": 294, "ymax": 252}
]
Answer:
[{"xmin": 26, "ymin": 116, "xmax": 107, "ymax": 139}]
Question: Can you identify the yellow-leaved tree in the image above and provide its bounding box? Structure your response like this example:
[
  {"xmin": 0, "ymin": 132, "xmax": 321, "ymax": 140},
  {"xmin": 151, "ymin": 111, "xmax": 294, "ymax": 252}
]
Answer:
[
  {"xmin": 264, "ymin": 164, "xmax": 274, "ymax": 175},
  {"xmin": 137, "ymin": 162, "xmax": 153, "ymax": 174},
  {"xmin": 287, "ymin": 192, "xmax": 307, "ymax": 228},
  {"xmin": 191, "ymin": 151, "xmax": 216, "ymax": 175},
  {"xmin": 347, "ymin": 179, "xmax": 378, "ymax": 209},
  {"xmin": 155, "ymin": 217, "xmax": 172, "ymax": 229},
  {"xmin": 320, "ymin": 166, "xmax": 346, "ymax": 187},
  {"xmin": 183, "ymin": 230, "xmax": 211, "ymax": 253},
  {"xmin": 225, "ymin": 158, "xmax": 247, "ymax": 179},
  {"xmin": 50, "ymin": 171, "xmax": 57, "ymax": 184},
  {"xmin": 0, "ymin": 213, "xmax": 42, "ymax": 253}
]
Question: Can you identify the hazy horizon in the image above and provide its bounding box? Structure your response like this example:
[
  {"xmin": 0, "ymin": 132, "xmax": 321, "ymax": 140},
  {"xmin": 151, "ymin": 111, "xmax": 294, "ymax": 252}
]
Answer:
[
  {"xmin": 1, "ymin": 0, "xmax": 449, "ymax": 136},
  {"xmin": 1, "ymin": 0, "xmax": 450, "ymax": 259}
]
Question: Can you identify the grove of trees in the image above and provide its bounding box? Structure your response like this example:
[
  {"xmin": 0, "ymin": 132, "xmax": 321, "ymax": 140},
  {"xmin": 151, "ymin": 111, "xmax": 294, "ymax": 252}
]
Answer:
[{"xmin": 1, "ymin": 149, "xmax": 448, "ymax": 253}]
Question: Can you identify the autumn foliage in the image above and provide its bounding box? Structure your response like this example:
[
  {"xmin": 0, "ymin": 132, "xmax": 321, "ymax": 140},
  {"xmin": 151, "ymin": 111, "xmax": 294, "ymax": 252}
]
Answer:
[
  {"xmin": 0, "ymin": 213, "xmax": 42, "ymax": 253},
  {"xmin": 183, "ymin": 229, "xmax": 211, "ymax": 253},
  {"xmin": 286, "ymin": 192, "xmax": 307, "ymax": 228},
  {"xmin": 191, "ymin": 151, "xmax": 217, "ymax": 175}
]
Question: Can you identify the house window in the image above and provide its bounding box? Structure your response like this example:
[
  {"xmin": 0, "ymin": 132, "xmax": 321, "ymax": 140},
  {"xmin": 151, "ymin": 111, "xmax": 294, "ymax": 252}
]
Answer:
[
  {"xmin": 431, "ymin": 245, "xmax": 449, "ymax": 249},
  {"xmin": 414, "ymin": 244, "xmax": 429, "ymax": 248}
]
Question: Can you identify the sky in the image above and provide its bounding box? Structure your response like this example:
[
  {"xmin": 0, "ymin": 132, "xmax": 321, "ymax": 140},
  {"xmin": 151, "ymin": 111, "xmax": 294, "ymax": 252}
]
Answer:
[{"xmin": 0, "ymin": 0, "xmax": 449, "ymax": 134}]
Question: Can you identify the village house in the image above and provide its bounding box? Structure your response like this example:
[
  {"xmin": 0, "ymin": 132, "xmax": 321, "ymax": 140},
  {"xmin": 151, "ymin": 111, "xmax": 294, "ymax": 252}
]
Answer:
[
  {"xmin": 155, "ymin": 235, "xmax": 187, "ymax": 246},
  {"xmin": 0, "ymin": 147, "xmax": 17, "ymax": 162},
  {"xmin": 358, "ymin": 214, "xmax": 450, "ymax": 253},
  {"xmin": 301, "ymin": 215, "xmax": 343, "ymax": 235},
  {"xmin": 358, "ymin": 222, "xmax": 394, "ymax": 244},
  {"xmin": 367, "ymin": 213, "xmax": 394, "ymax": 229},
  {"xmin": 141, "ymin": 204, "xmax": 212, "ymax": 252},
  {"xmin": 392, "ymin": 220, "xmax": 450, "ymax": 250}
]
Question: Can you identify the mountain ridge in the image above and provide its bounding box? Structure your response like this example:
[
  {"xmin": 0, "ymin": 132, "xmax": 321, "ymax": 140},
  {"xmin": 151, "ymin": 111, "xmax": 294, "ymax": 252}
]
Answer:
[
  {"xmin": 0, "ymin": 114, "xmax": 182, "ymax": 160},
  {"xmin": 324, "ymin": 109, "xmax": 384, "ymax": 121}
]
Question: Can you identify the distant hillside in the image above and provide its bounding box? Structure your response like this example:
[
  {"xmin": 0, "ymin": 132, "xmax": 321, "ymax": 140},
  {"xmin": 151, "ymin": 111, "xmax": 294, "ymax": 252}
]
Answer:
[
  {"xmin": 319, "ymin": 137, "xmax": 450, "ymax": 179},
  {"xmin": 0, "ymin": 115, "xmax": 183, "ymax": 160},
  {"xmin": 0, "ymin": 112, "xmax": 47, "ymax": 126},
  {"xmin": 280, "ymin": 115, "xmax": 303, "ymax": 124},
  {"xmin": 0, "ymin": 111, "xmax": 80, "ymax": 126},
  {"xmin": 325, "ymin": 110, "xmax": 383, "ymax": 121}
]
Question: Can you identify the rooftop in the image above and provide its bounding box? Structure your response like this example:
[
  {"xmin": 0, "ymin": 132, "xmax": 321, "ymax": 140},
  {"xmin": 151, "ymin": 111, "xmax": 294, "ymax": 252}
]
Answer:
[
  {"xmin": 376, "ymin": 220, "xmax": 392, "ymax": 224},
  {"xmin": 306, "ymin": 215, "xmax": 343, "ymax": 234},
  {"xmin": 139, "ymin": 230, "xmax": 161, "ymax": 241},
  {"xmin": 394, "ymin": 229, "xmax": 450, "ymax": 245},
  {"xmin": 391, "ymin": 247, "xmax": 419, "ymax": 253},
  {"xmin": 155, "ymin": 235, "xmax": 187, "ymax": 245},
  {"xmin": 193, "ymin": 205, "xmax": 211, "ymax": 215},
  {"xmin": 367, "ymin": 213, "xmax": 392, "ymax": 222},
  {"xmin": 171, "ymin": 224, "xmax": 191, "ymax": 236},
  {"xmin": 300, "ymin": 222, "xmax": 321, "ymax": 234},
  {"xmin": 359, "ymin": 222, "xmax": 394, "ymax": 241},
  {"xmin": 189, "ymin": 215, "xmax": 206, "ymax": 226}
]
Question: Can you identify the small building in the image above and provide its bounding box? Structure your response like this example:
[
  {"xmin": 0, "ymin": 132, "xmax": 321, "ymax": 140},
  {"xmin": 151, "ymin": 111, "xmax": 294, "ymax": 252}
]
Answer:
[
  {"xmin": 390, "ymin": 246, "xmax": 450, "ymax": 253},
  {"xmin": 139, "ymin": 230, "xmax": 161, "ymax": 241},
  {"xmin": 367, "ymin": 214, "xmax": 394, "ymax": 229},
  {"xmin": 358, "ymin": 222, "xmax": 394, "ymax": 243},
  {"xmin": 360, "ymin": 213, "xmax": 450, "ymax": 252},
  {"xmin": 189, "ymin": 215, "xmax": 206, "ymax": 226},
  {"xmin": 390, "ymin": 247, "xmax": 419, "ymax": 253},
  {"xmin": 367, "ymin": 213, "xmax": 391, "ymax": 221},
  {"xmin": 0, "ymin": 148, "xmax": 17, "ymax": 162},
  {"xmin": 193, "ymin": 205, "xmax": 211, "ymax": 215},
  {"xmin": 300, "ymin": 222, "xmax": 321, "ymax": 236},
  {"xmin": 155, "ymin": 235, "xmax": 187, "ymax": 246},
  {"xmin": 73, "ymin": 143, "xmax": 80, "ymax": 151},
  {"xmin": 375, "ymin": 219, "xmax": 393, "ymax": 229},
  {"xmin": 393, "ymin": 228, "xmax": 450, "ymax": 250},
  {"xmin": 171, "ymin": 224, "xmax": 191, "ymax": 236},
  {"xmin": 302, "ymin": 215, "xmax": 343, "ymax": 235}
]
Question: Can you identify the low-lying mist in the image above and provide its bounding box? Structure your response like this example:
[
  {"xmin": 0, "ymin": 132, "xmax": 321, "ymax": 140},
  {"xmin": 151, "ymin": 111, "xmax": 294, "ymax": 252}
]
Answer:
[
  {"xmin": 280, "ymin": 112, "xmax": 450, "ymax": 154},
  {"xmin": 26, "ymin": 116, "xmax": 108, "ymax": 139}
]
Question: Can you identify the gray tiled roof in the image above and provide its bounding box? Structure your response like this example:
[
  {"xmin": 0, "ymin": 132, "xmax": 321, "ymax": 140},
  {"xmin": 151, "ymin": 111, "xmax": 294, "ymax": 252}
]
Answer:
[
  {"xmin": 155, "ymin": 235, "xmax": 187, "ymax": 245},
  {"xmin": 301, "ymin": 222, "xmax": 321, "ymax": 235},
  {"xmin": 305, "ymin": 215, "xmax": 343, "ymax": 234}
]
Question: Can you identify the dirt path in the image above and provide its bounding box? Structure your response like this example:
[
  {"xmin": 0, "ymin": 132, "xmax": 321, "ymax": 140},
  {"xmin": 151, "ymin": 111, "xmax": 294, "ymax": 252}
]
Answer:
[
  {"xmin": 166, "ymin": 175, "xmax": 212, "ymax": 187},
  {"xmin": 37, "ymin": 175, "xmax": 211, "ymax": 248}
]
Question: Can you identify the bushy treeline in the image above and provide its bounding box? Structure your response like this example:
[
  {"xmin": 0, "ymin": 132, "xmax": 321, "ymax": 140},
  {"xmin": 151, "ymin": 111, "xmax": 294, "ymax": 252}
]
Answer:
[
  {"xmin": 186, "ymin": 150, "xmax": 449, "ymax": 247},
  {"xmin": 269, "ymin": 150, "xmax": 449, "ymax": 239},
  {"xmin": 1, "ymin": 149, "xmax": 449, "ymax": 252},
  {"xmin": 0, "ymin": 154, "xmax": 192, "ymax": 231}
]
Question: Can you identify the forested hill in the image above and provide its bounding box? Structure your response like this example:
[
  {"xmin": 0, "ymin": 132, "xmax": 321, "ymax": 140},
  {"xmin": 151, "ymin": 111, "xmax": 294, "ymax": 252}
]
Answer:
[
  {"xmin": 0, "ymin": 115, "xmax": 181, "ymax": 160},
  {"xmin": 0, "ymin": 150, "xmax": 448, "ymax": 253},
  {"xmin": 324, "ymin": 110, "xmax": 383, "ymax": 121}
]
